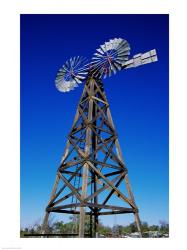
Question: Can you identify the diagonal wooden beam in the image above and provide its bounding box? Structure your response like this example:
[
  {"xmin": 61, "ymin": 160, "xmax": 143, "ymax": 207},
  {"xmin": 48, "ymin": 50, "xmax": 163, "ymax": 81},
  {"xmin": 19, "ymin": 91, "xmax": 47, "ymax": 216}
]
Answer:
[
  {"xmin": 99, "ymin": 140, "xmax": 116, "ymax": 172},
  {"xmin": 48, "ymin": 165, "xmax": 83, "ymax": 206},
  {"xmin": 92, "ymin": 124, "xmax": 113, "ymax": 135},
  {"xmin": 98, "ymin": 175, "xmax": 125, "ymax": 211},
  {"xmin": 91, "ymin": 99, "xmax": 114, "ymax": 131},
  {"xmin": 92, "ymin": 160, "xmax": 122, "ymax": 170},
  {"xmin": 50, "ymin": 170, "xmax": 122, "ymax": 207},
  {"xmin": 93, "ymin": 79, "xmax": 108, "ymax": 102},
  {"xmin": 91, "ymin": 96, "xmax": 108, "ymax": 106},
  {"xmin": 84, "ymin": 172, "xmax": 125, "ymax": 202},
  {"xmin": 90, "ymin": 126, "xmax": 126, "ymax": 168},
  {"xmin": 68, "ymin": 137, "xmax": 87, "ymax": 159},
  {"xmin": 58, "ymin": 172, "xmax": 83, "ymax": 203},
  {"xmin": 60, "ymin": 128, "xmax": 86, "ymax": 166},
  {"xmin": 50, "ymin": 179, "xmax": 92, "ymax": 207},
  {"xmin": 70, "ymin": 124, "xmax": 86, "ymax": 136},
  {"xmin": 60, "ymin": 159, "xmax": 85, "ymax": 170},
  {"xmin": 87, "ymin": 161, "xmax": 136, "ymax": 209}
]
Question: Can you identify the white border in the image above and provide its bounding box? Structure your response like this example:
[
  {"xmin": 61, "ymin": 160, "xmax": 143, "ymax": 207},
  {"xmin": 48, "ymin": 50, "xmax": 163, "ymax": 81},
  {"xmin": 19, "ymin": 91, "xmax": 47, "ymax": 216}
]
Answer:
[{"xmin": 0, "ymin": 0, "xmax": 187, "ymax": 250}]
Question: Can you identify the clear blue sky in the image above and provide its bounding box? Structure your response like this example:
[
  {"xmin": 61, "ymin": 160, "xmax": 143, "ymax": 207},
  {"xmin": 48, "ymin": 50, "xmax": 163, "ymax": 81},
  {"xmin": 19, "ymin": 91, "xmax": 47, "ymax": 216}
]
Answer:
[{"xmin": 20, "ymin": 14, "xmax": 169, "ymax": 228}]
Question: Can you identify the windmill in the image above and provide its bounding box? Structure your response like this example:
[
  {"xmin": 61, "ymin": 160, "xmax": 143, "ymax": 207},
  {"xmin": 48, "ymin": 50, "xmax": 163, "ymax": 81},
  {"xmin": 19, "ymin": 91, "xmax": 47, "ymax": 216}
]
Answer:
[{"xmin": 41, "ymin": 38, "xmax": 158, "ymax": 238}]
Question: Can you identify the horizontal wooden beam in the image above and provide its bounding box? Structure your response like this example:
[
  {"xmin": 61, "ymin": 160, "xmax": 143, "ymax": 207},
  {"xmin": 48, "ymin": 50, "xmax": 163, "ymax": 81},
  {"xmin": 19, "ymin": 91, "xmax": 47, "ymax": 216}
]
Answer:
[
  {"xmin": 61, "ymin": 170, "xmax": 82, "ymax": 177},
  {"xmin": 49, "ymin": 209, "xmax": 91, "ymax": 215},
  {"xmin": 98, "ymin": 208, "xmax": 135, "ymax": 215},
  {"xmin": 47, "ymin": 201, "xmax": 132, "ymax": 213},
  {"xmin": 47, "ymin": 203, "xmax": 81, "ymax": 211},
  {"xmin": 85, "ymin": 202, "xmax": 128, "ymax": 211},
  {"xmin": 92, "ymin": 159, "xmax": 123, "ymax": 170}
]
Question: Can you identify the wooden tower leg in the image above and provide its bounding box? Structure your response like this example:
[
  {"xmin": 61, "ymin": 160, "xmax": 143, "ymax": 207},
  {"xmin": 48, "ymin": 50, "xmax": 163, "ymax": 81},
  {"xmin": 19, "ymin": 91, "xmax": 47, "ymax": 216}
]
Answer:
[
  {"xmin": 41, "ymin": 175, "xmax": 60, "ymax": 233},
  {"xmin": 124, "ymin": 175, "xmax": 142, "ymax": 237},
  {"xmin": 41, "ymin": 212, "xmax": 50, "ymax": 234},
  {"xmin": 79, "ymin": 79, "xmax": 94, "ymax": 237},
  {"xmin": 134, "ymin": 212, "xmax": 142, "ymax": 237},
  {"xmin": 93, "ymin": 92, "xmax": 99, "ymax": 238},
  {"xmin": 107, "ymin": 105, "xmax": 142, "ymax": 237},
  {"xmin": 94, "ymin": 211, "xmax": 99, "ymax": 238},
  {"xmin": 41, "ymin": 108, "xmax": 79, "ymax": 234},
  {"xmin": 93, "ymin": 170, "xmax": 98, "ymax": 237}
]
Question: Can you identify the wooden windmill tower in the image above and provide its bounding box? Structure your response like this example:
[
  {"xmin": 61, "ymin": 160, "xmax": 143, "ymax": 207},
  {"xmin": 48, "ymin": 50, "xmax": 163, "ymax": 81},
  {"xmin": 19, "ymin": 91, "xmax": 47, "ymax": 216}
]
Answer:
[{"xmin": 41, "ymin": 38, "xmax": 158, "ymax": 238}]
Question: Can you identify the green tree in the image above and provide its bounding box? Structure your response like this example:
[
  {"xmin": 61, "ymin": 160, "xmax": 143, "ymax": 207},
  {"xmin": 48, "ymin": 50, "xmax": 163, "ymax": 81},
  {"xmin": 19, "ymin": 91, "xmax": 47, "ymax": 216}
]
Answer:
[
  {"xmin": 98, "ymin": 223, "xmax": 112, "ymax": 236},
  {"xmin": 149, "ymin": 225, "xmax": 159, "ymax": 231},
  {"xmin": 128, "ymin": 222, "xmax": 137, "ymax": 233},
  {"xmin": 141, "ymin": 222, "xmax": 149, "ymax": 232},
  {"xmin": 159, "ymin": 220, "xmax": 169, "ymax": 234}
]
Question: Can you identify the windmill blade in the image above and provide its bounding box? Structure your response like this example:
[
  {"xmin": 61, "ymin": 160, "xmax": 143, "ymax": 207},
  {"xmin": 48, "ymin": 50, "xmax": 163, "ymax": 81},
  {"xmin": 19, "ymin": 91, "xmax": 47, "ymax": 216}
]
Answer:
[
  {"xmin": 90, "ymin": 38, "xmax": 130, "ymax": 79},
  {"xmin": 122, "ymin": 49, "xmax": 158, "ymax": 69},
  {"xmin": 55, "ymin": 56, "xmax": 89, "ymax": 93}
]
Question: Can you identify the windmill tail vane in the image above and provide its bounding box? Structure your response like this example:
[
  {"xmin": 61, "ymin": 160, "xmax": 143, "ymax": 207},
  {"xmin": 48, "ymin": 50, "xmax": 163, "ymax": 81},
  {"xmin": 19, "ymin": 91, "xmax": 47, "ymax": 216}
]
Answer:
[{"xmin": 41, "ymin": 37, "xmax": 158, "ymax": 238}]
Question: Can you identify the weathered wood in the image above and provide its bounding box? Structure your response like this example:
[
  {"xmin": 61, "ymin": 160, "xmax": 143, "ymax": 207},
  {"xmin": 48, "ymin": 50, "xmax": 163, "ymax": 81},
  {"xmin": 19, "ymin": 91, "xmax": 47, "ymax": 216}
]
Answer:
[
  {"xmin": 50, "ymin": 180, "xmax": 93, "ymax": 207},
  {"xmin": 41, "ymin": 212, "xmax": 50, "ymax": 234},
  {"xmin": 48, "ymin": 202, "xmax": 126, "ymax": 212},
  {"xmin": 124, "ymin": 174, "xmax": 135, "ymax": 202},
  {"xmin": 48, "ymin": 165, "xmax": 83, "ymax": 205},
  {"xmin": 59, "ymin": 159, "xmax": 85, "ymax": 169},
  {"xmin": 89, "ymin": 127, "xmax": 126, "ymax": 168},
  {"xmin": 41, "ymin": 174, "xmax": 61, "ymax": 234},
  {"xmin": 51, "ymin": 171, "xmax": 123, "ymax": 207},
  {"xmin": 92, "ymin": 160, "xmax": 122, "ymax": 170},
  {"xmin": 83, "ymin": 202, "xmax": 129, "ymax": 211},
  {"xmin": 134, "ymin": 212, "xmax": 142, "ymax": 237},
  {"xmin": 104, "ymin": 170, "xmax": 124, "ymax": 177},
  {"xmin": 98, "ymin": 208, "xmax": 135, "ymax": 215},
  {"xmin": 49, "ymin": 210, "xmax": 91, "ymax": 215},
  {"xmin": 91, "ymin": 95, "xmax": 108, "ymax": 105},
  {"xmin": 87, "ymin": 161, "xmax": 136, "ymax": 209},
  {"xmin": 84, "ymin": 172, "xmax": 125, "ymax": 202},
  {"xmin": 60, "ymin": 134, "xmax": 86, "ymax": 166},
  {"xmin": 50, "ymin": 202, "xmax": 133, "ymax": 212},
  {"xmin": 79, "ymin": 78, "xmax": 94, "ymax": 237},
  {"xmin": 107, "ymin": 106, "xmax": 142, "ymax": 236},
  {"xmin": 93, "ymin": 79, "xmax": 108, "ymax": 102},
  {"xmin": 92, "ymin": 124, "xmax": 113, "ymax": 135},
  {"xmin": 58, "ymin": 172, "xmax": 82, "ymax": 202},
  {"xmin": 67, "ymin": 136, "xmax": 87, "ymax": 158},
  {"xmin": 42, "ymin": 77, "xmax": 142, "ymax": 237},
  {"xmin": 61, "ymin": 170, "xmax": 82, "ymax": 177},
  {"xmin": 98, "ymin": 174, "xmax": 125, "ymax": 211},
  {"xmin": 92, "ymin": 99, "xmax": 114, "ymax": 132},
  {"xmin": 47, "ymin": 203, "xmax": 81, "ymax": 211},
  {"xmin": 92, "ymin": 94, "xmax": 99, "ymax": 238},
  {"xmin": 70, "ymin": 124, "xmax": 86, "ymax": 136}
]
